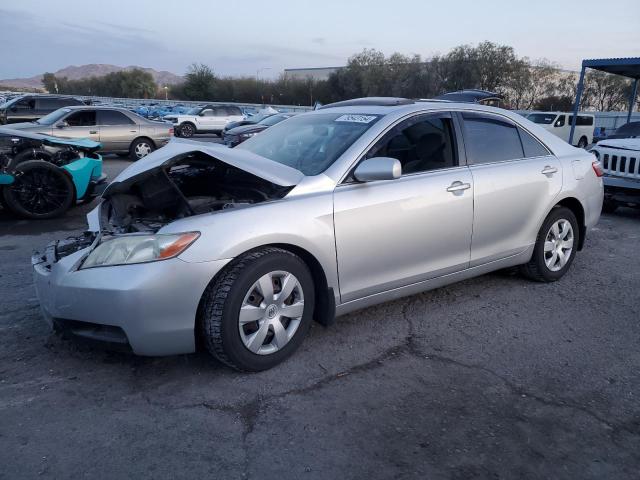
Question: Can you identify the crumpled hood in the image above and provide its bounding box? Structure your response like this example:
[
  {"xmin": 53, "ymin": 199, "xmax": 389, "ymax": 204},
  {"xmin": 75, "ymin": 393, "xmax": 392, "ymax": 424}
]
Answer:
[
  {"xmin": 597, "ymin": 138, "xmax": 640, "ymax": 151},
  {"xmin": 226, "ymin": 124, "xmax": 268, "ymax": 135},
  {"xmin": 103, "ymin": 138, "xmax": 304, "ymax": 195},
  {"xmin": 0, "ymin": 127, "xmax": 101, "ymax": 151}
]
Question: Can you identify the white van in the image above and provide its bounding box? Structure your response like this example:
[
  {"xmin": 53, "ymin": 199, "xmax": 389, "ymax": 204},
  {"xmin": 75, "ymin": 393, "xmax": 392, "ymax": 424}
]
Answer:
[{"xmin": 526, "ymin": 112, "xmax": 595, "ymax": 148}]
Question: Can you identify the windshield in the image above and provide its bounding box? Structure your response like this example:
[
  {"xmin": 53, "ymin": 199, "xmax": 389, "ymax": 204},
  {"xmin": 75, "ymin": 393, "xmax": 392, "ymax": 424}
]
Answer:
[
  {"xmin": 259, "ymin": 114, "xmax": 289, "ymax": 127},
  {"xmin": 237, "ymin": 112, "xmax": 381, "ymax": 176},
  {"xmin": 527, "ymin": 113, "xmax": 557, "ymax": 124},
  {"xmin": 0, "ymin": 97, "xmax": 19, "ymax": 109},
  {"xmin": 36, "ymin": 108, "xmax": 71, "ymax": 125}
]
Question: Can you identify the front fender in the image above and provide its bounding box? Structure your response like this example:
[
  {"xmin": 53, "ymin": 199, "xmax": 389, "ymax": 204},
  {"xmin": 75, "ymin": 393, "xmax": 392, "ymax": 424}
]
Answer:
[{"xmin": 161, "ymin": 192, "xmax": 339, "ymax": 293}]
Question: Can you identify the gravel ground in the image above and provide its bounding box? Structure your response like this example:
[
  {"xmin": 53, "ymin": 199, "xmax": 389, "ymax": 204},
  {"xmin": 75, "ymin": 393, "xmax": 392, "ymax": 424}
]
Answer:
[{"xmin": 0, "ymin": 154, "xmax": 639, "ymax": 479}]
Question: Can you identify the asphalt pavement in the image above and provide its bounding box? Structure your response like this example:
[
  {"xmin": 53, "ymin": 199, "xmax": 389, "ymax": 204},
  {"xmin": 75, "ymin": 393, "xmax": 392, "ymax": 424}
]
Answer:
[{"xmin": 1, "ymin": 150, "xmax": 639, "ymax": 479}]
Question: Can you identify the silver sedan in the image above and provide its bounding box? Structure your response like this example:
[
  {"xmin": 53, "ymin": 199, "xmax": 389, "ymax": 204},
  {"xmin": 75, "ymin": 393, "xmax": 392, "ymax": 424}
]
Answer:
[
  {"xmin": 32, "ymin": 98, "xmax": 604, "ymax": 371},
  {"xmin": 9, "ymin": 106, "xmax": 173, "ymax": 160}
]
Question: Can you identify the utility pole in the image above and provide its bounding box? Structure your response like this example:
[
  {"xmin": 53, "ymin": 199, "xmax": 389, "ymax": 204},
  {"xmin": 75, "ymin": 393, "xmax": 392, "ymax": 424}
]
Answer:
[{"xmin": 256, "ymin": 67, "xmax": 271, "ymax": 104}]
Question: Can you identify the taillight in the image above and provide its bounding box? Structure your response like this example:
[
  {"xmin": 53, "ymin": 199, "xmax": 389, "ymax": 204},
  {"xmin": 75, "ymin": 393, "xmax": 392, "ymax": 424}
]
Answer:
[
  {"xmin": 168, "ymin": 127, "xmax": 174, "ymax": 136},
  {"xmin": 592, "ymin": 161, "xmax": 604, "ymax": 177}
]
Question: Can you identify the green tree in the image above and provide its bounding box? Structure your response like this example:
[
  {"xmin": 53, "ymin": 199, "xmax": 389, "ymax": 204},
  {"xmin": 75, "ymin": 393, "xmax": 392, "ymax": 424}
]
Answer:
[{"xmin": 182, "ymin": 63, "xmax": 217, "ymax": 101}]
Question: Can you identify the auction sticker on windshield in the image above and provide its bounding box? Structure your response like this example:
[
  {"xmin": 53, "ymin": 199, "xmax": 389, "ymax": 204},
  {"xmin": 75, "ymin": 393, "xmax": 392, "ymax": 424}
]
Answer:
[{"xmin": 335, "ymin": 114, "xmax": 378, "ymax": 124}]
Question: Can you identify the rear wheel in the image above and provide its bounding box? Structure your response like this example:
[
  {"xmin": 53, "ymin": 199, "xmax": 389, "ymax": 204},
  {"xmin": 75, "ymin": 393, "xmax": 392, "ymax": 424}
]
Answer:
[
  {"xmin": 129, "ymin": 138, "xmax": 155, "ymax": 160},
  {"xmin": 2, "ymin": 160, "xmax": 74, "ymax": 219},
  {"xmin": 520, "ymin": 207, "xmax": 579, "ymax": 282},
  {"xmin": 199, "ymin": 247, "xmax": 314, "ymax": 371}
]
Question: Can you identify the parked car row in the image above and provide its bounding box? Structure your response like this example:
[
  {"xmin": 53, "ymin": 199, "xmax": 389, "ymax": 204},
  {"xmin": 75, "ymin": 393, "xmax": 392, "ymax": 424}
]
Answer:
[{"xmin": 31, "ymin": 97, "xmax": 603, "ymax": 371}]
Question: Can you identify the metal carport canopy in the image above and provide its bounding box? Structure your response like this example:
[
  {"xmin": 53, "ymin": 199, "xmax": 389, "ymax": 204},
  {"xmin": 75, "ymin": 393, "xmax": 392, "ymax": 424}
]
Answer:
[{"xmin": 570, "ymin": 57, "xmax": 640, "ymax": 144}]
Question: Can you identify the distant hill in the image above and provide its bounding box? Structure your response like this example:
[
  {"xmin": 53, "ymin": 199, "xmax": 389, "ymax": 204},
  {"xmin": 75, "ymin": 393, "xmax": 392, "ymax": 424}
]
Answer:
[{"xmin": 0, "ymin": 64, "xmax": 184, "ymax": 91}]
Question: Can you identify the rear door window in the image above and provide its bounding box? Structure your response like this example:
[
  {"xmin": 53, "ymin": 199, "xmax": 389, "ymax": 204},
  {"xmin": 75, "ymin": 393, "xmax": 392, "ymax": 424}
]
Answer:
[
  {"xmin": 97, "ymin": 110, "xmax": 134, "ymax": 125},
  {"xmin": 461, "ymin": 113, "xmax": 524, "ymax": 164}
]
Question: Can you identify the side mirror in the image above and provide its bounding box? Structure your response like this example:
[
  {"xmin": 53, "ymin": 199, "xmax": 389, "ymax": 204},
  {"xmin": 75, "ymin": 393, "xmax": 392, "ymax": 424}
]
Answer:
[
  {"xmin": 56, "ymin": 121, "xmax": 69, "ymax": 129},
  {"xmin": 353, "ymin": 157, "xmax": 402, "ymax": 182}
]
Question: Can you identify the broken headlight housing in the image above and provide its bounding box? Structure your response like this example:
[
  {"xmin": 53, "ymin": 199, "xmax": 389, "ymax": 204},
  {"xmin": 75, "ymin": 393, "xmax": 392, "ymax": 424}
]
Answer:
[{"xmin": 81, "ymin": 232, "xmax": 199, "ymax": 269}]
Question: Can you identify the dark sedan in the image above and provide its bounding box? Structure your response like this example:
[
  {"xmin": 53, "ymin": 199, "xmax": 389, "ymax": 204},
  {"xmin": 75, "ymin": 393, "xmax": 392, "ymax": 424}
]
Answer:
[
  {"xmin": 593, "ymin": 121, "xmax": 640, "ymax": 143},
  {"xmin": 222, "ymin": 113, "xmax": 296, "ymax": 147}
]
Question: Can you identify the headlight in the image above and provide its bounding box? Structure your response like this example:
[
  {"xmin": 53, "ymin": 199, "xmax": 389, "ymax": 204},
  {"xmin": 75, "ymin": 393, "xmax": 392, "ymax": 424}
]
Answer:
[{"xmin": 81, "ymin": 232, "xmax": 199, "ymax": 269}]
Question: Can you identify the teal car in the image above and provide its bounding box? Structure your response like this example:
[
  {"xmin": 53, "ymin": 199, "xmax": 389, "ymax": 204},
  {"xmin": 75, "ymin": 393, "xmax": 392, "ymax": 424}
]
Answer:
[{"xmin": 0, "ymin": 128, "xmax": 106, "ymax": 219}]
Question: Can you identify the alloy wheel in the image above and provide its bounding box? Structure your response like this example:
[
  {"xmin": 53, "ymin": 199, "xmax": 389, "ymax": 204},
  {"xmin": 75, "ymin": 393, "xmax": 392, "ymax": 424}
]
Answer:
[
  {"xmin": 544, "ymin": 219, "xmax": 574, "ymax": 272},
  {"xmin": 10, "ymin": 168, "xmax": 70, "ymax": 215},
  {"xmin": 134, "ymin": 142, "xmax": 152, "ymax": 159},
  {"xmin": 238, "ymin": 270, "xmax": 305, "ymax": 355}
]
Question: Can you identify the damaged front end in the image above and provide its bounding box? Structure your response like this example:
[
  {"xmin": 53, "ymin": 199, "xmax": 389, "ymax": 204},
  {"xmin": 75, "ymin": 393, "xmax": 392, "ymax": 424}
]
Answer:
[
  {"xmin": 44, "ymin": 142, "xmax": 303, "ymax": 264},
  {"xmin": 101, "ymin": 150, "xmax": 294, "ymax": 234}
]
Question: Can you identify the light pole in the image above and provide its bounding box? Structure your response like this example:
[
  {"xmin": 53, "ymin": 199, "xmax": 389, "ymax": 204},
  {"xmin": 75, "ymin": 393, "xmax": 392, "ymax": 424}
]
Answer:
[{"xmin": 256, "ymin": 67, "xmax": 271, "ymax": 104}]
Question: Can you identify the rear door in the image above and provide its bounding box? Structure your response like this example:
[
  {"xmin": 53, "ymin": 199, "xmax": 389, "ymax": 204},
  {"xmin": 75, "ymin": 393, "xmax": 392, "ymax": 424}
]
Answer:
[
  {"xmin": 333, "ymin": 112, "xmax": 474, "ymax": 302},
  {"xmin": 56, "ymin": 109, "xmax": 99, "ymax": 142},
  {"xmin": 97, "ymin": 110, "xmax": 138, "ymax": 151},
  {"xmin": 460, "ymin": 111, "xmax": 562, "ymax": 266}
]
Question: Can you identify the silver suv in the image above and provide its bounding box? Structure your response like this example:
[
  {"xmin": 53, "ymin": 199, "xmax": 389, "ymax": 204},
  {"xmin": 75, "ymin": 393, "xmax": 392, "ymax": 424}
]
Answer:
[{"xmin": 33, "ymin": 98, "xmax": 604, "ymax": 371}]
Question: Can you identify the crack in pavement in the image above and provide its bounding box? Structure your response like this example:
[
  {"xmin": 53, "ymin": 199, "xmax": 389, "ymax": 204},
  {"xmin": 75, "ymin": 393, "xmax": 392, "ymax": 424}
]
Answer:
[{"xmin": 140, "ymin": 297, "xmax": 639, "ymax": 475}]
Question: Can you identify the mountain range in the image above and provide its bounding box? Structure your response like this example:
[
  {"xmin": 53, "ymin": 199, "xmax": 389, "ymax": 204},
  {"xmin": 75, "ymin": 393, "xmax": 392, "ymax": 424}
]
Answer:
[{"xmin": 0, "ymin": 64, "xmax": 184, "ymax": 91}]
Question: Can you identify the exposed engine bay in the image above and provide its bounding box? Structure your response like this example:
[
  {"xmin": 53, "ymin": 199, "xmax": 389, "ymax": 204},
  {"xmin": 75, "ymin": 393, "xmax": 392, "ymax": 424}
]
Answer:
[
  {"xmin": 0, "ymin": 132, "xmax": 96, "ymax": 171},
  {"xmin": 101, "ymin": 150, "xmax": 293, "ymax": 233}
]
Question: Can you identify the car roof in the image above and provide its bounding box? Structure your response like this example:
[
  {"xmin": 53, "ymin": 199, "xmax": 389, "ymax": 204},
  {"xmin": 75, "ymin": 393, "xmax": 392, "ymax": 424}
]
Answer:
[{"xmin": 60, "ymin": 105, "xmax": 132, "ymax": 112}]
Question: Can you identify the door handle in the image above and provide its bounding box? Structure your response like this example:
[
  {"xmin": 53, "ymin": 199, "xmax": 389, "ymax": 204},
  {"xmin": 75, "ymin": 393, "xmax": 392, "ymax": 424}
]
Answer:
[
  {"xmin": 89, "ymin": 130, "xmax": 98, "ymax": 134},
  {"xmin": 130, "ymin": 130, "xmax": 137, "ymax": 133},
  {"xmin": 446, "ymin": 181, "xmax": 471, "ymax": 193},
  {"xmin": 541, "ymin": 166, "xmax": 558, "ymax": 175}
]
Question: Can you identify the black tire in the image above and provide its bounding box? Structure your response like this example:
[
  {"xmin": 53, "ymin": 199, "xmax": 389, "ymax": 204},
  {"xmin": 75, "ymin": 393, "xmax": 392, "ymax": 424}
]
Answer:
[
  {"xmin": 179, "ymin": 122, "xmax": 195, "ymax": 138},
  {"xmin": 2, "ymin": 160, "xmax": 74, "ymax": 219},
  {"xmin": 116, "ymin": 153, "xmax": 129, "ymax": 158},
  {"xmin": 129, "ymin": 138, "xmax": 155, "ymax": 161},
  {"xmin": 6, "ymin": 148, "xmax": 52, "ymax": 169},
  {"xmin": 199, "ymin": 247, "xmax": 315, "ymax": 372},
  {"xmin": 577, "ymin": 136, "xmax": 588, "ymax": 149},
  {"xmin": 602, "ymin": 199, "xmax": 618, "ymax": 214},
  {"xmin": 520, "ymin": 206, "xmax": 579, "ymax": 282}
]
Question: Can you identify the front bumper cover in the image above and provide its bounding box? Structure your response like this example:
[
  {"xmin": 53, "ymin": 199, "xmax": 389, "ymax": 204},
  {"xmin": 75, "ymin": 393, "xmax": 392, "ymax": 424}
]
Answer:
[{"xmin": 32, "ymin": 243, "xmax": 231, "ymax": 356}]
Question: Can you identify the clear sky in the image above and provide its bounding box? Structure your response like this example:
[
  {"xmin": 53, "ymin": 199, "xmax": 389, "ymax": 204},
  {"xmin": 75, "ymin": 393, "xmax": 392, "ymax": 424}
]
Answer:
[{"xmin": 1, "ymin": 0, "xmax": 639, "ymax": 79}]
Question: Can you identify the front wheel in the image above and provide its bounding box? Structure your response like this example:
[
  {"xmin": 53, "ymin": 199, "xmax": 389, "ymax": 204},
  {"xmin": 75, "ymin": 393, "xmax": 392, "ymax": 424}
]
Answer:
[
  {"xmin": 520, "ymin": 207, "xmax": 579, "ymax": 282},
  {"xmin": 179, "ymin": 123, "xmax": 195, "ymax": 138},
  {"xmin": 199, "ymin": 247, "xmax": 315, "ymax": 371},
  {"xmin": 2, "ymin": 160, "xmax": 74, "ymax": 219}
]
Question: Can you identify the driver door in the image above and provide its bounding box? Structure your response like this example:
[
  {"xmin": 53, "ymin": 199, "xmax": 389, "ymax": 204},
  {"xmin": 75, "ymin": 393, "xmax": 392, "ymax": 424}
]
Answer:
[
  {"xmin": 197, "ymin": 107, "xmax": 217, "ymax": 131},
  {"xmin": 333, "ymin": 113, "xmax": 474, "ymax": 303},
  {"xmin": 56, "ymin": 110, "xmax": 99, "ymax": 142}
]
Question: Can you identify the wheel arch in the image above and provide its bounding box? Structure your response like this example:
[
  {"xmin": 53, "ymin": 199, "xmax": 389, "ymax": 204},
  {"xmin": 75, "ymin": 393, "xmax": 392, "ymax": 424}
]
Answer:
[
  {"xmin": 131, "ymin": 135, "xmax": 157, "ymax": 149},
  {"xmin": 195, "ymin": 242, "xmax": 336, "ymax": 350},
  {"xmin": 554, "ymin": 196, "xmax": 586, "ymax": 250}
]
